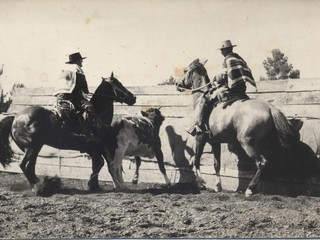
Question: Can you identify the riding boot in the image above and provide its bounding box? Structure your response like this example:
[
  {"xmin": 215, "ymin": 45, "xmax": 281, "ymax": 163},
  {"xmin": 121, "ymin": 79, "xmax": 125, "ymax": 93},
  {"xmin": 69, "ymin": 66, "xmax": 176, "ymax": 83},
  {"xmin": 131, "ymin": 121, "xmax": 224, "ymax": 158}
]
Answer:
[
  {"xmin": 59, "ymin": 118, "xmax": 89, "ymax": 144},
  {"xmin": 187, "ymin": 96, "xmax": 210, "ymax": 136}
]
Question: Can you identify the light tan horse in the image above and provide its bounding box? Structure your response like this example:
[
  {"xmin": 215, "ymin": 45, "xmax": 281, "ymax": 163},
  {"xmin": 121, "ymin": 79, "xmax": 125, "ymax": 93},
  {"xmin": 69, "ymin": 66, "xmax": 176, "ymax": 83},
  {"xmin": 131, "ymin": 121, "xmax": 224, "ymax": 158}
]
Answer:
[{"xmin": 176, "ymin": 59, "xmax": 298, "ymax": 197}]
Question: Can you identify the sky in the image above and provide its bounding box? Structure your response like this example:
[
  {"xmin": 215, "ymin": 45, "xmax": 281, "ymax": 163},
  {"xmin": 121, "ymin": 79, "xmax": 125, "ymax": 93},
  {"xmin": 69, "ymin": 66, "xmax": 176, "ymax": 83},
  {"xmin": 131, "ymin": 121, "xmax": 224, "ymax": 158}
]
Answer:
[{"xmin": 0, "ymin": 0, "xmax": 319, "ymax": 92}]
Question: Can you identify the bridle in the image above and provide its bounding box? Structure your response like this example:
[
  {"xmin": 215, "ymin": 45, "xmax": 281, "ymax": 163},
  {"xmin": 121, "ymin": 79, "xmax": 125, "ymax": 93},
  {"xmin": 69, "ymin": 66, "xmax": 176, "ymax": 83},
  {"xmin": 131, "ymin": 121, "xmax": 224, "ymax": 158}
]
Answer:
[
  {"xmin": 110, "ymin": 80, "xmax": 132, "ymax": 103},
  {"xmin": 93, "ymin": 79, "xmax": 133, "ymax": 103},
  {"xmin": 177, "ymin": 66, "xmax": 214, "ymax": 94}
]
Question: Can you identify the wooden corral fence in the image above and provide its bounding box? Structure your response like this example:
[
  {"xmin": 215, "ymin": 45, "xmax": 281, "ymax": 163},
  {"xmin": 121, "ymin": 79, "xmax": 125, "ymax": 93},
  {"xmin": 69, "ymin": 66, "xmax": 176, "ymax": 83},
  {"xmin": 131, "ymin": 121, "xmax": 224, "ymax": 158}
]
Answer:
[{"xmin": 2, "ymin": 78, "xmax": 320, "ymax": 195}]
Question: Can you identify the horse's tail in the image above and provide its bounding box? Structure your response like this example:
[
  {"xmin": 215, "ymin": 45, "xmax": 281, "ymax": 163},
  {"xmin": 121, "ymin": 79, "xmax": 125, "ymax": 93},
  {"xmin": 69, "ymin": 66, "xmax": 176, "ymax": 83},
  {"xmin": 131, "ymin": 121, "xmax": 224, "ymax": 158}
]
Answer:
[
  {"xmin": 0, "ymin": 116, "xmax": 14, "ymax": 167},
  {"xmin": 270, "ymin": 105, "xmax": 296, "ymax": 149}
]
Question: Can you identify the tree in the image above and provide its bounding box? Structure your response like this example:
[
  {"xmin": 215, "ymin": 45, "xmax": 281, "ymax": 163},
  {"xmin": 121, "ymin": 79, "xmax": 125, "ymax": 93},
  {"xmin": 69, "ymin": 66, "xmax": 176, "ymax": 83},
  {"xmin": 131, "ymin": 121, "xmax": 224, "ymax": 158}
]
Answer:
[
  {"xmin": 262, "ymin": 49, "xmax": 300, "ymax": 80},
  {"xmin": 3, "ymin": 83, "xmax": 26, "ymax": 104},
  {"xmin": 289, "ymin": 69, "xmax": 300, "ymax": 79},
  {"xmin": 12, "ymin": 83, "xmax": 25, "ymax": 89},
  {"xmin": 158, "ymin": 75, "xmax": 176, "ymax": 85}
]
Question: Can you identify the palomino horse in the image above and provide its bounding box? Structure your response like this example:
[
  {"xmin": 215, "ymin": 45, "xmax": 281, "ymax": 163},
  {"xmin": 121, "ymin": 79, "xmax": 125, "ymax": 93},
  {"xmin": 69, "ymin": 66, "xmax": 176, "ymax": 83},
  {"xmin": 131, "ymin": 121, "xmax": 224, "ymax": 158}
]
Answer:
[
  {"xmin": 0, "ymin": 73, "xmax": 136, "ymax": 192},
  {"xmin": 176, "ymin": 59, "xmax": 297, "ymax": 197}
]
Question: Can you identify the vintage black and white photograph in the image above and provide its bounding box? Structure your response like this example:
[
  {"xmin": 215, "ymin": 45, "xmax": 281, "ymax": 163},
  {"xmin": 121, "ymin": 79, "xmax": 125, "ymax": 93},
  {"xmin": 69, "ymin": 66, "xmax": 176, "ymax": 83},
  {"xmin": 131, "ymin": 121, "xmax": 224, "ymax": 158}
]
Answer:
[{"xmin": 0, "ymin": 0, "xmax": 320, "ymax": 238}]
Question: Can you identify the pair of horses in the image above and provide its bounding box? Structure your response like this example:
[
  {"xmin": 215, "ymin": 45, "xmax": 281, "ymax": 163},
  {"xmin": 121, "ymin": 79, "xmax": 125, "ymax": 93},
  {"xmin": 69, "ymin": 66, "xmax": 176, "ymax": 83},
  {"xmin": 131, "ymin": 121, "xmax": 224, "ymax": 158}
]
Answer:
[
  {"xmin": 0, "ymin": 61, "xmax": 299, "ymax": 197},
  {"xmin": 0, "ymin": 73, "xmax": 139, "ymax": 192},
  {"xmin": 176, "ymin": 59, "xmax": 298, "ymax": 197}
]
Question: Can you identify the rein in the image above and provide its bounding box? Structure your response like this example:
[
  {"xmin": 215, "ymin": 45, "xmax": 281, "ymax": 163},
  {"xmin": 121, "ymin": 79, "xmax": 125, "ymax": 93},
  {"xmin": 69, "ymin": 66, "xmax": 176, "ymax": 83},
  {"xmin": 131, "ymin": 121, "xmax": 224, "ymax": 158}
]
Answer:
[
  {"xmin": 92, "ymin": 81, "xmax": 130, "ymax": 102},
  {"xmin": 178, "ymin": 80, "xmax": 214, "ymax": 94},
  {"xmin": 91, "ymin": 93, "xmax": 118, "ymax": 100},
  {"xmin": 177, "ymin": 64, "xmax": 216, "ymax": 94}
]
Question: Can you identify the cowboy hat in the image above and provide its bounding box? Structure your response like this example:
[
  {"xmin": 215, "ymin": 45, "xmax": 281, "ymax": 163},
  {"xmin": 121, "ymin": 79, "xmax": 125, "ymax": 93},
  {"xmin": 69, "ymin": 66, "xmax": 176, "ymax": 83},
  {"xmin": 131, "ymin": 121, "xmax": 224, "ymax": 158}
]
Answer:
[
  {"xmin": 65, "ymin": 52, "xmax": 86, "ymax": 64},
  {"xmin": 218, "ymin": 40, "xmax": 237, "ymax": 50}
]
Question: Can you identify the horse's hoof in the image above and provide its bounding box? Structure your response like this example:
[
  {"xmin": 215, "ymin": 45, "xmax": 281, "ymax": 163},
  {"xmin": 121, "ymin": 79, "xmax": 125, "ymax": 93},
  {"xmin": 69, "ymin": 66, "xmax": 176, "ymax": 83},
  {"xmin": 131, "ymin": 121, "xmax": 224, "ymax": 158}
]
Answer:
[
  {"xmin": 132, "ymin": 179, "xmax": 138, "ymax": 185},
  {"xmin": 212, "ymin": 184, "xmax": 222, "ymax": 193},
  {"xmin": 123, "ymin": 186, "xmax": 130, "ymax": 191},
  {"xmin": 116, "ymin": 184, "xmax": 130, "ymax": 192},
  {"xmin": 245, "ymin": 189, "xmax": 253, "ymax": 198},
  {"xmin": 88, "ymin": 186, "xmax": 103, "ymax": 193},
  {"xmin": 200, "ymin": 184, "xmax": 206, "ymax": 190},
  {"xmin": 31, "ymin": 184, "xmax": 39, "ymax": 195},
  {"xmin": 162, "ymin": 183, "xmax": 171, "ymax": 189},
  {"xmin": 196, "ymin": 176, "xmax": 206, "ymax": 190}
]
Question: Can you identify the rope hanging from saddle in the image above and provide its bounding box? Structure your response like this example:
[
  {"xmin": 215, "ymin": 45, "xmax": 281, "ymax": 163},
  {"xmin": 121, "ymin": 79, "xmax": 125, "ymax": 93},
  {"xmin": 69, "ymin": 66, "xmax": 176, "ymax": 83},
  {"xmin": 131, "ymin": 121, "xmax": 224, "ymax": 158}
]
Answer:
[{"xmin": 53, "ymin": 99, "xmax": 76, "ymax": 121}]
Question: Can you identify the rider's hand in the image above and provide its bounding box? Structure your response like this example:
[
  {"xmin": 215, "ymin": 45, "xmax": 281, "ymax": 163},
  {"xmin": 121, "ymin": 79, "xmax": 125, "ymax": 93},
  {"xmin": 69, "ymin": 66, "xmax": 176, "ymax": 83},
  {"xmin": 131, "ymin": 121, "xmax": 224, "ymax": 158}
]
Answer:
[{"xmin": 176, "ymin": 85, "xmax": 185, "ymax": 92}]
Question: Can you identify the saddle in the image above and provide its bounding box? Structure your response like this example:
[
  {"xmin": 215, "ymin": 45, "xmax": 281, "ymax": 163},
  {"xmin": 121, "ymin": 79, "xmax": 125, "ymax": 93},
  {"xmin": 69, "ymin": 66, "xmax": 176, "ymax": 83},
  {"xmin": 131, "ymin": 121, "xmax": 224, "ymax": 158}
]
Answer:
[
  {"xmin": 52, "ymin": 100, "xmax": 83, "ymax": 132},
  {"xmin": 222, "ymin": 95, "xmax": 248, "ymax": 109},
  {"xmin": 202, "ymin": 89, "xmax": 250, "ymax": 130},
  {"xmin": 212, "ymin": 86, "xmax": 250, "ymax": 109}
]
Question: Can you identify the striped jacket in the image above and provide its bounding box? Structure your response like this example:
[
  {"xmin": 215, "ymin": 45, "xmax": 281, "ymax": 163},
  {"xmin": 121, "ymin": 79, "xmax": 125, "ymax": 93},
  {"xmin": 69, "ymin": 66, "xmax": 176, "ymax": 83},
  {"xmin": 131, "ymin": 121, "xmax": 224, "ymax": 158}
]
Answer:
[{"xmin": 221, "ymin": 52, "xmax": 256, "ymax": 88}]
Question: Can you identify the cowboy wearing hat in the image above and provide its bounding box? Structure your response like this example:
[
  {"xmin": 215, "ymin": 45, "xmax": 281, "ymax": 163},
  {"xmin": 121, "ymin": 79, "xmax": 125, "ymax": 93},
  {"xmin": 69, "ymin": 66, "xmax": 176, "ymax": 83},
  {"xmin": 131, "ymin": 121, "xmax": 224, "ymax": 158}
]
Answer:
[
  {"xmin": 187, "ymin": 40, "xmax": 256, "ymax": 136},
  {"xmin": 216, "ymin": 40, "xmax": 256, "ymax": 97},
  {"xmin": 54, "ymin": 52, "xmax": 102, "ymax": 146}
]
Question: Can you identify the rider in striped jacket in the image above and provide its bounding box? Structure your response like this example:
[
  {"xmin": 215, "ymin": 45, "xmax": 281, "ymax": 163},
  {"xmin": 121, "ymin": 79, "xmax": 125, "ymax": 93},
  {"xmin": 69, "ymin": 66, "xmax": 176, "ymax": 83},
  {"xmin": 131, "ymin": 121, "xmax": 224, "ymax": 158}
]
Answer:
[{"xmin": 187, "ymin": 40, "xmax": 256, "ymax": 136}]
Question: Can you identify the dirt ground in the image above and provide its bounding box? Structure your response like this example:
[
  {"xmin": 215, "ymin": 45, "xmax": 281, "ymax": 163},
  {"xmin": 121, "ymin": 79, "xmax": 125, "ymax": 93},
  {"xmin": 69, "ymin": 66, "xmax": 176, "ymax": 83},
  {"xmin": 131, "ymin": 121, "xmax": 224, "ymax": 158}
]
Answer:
[{"xmin": 0, "ymin": 172, "xmax": 320, "ymax": 239}]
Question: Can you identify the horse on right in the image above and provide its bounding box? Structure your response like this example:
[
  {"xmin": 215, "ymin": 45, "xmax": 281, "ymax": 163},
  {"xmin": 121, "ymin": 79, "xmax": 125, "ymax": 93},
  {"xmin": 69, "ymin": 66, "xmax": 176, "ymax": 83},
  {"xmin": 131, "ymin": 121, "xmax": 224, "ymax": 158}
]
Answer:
[{"xmin": 176, "ymin": 59, "xmax": 300, "ymax": 197}]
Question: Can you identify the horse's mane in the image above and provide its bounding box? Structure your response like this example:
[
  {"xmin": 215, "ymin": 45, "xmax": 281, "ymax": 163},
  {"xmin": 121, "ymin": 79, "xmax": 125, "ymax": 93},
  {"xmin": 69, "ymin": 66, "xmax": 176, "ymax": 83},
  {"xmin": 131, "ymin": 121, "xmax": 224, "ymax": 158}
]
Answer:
[{"xmin": 93, "ymin": 80, "xmax": 109, "ymax": 95}]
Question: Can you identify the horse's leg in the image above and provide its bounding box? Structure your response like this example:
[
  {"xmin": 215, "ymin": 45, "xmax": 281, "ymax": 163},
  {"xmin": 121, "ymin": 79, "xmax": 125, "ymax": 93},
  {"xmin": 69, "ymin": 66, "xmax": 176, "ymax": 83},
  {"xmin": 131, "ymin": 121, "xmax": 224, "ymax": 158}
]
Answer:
[
  {"xmin": 19, "ymin": 145, "xmax": 42, "ymax": 190},
  {"xmin": 87, "ymin": 151, "xmax": 104, "ymax": 192},
  {"xmin": 245, "ymin": 158, "xmax": 266, "ymax": 197},
  {"xmin": 101, "ymin": 150, "xmax": 121, "ymax": 189},
  {"xmin": 194, "ymin": 133, "xmax": 208, "ymax": 188},
  {"xmin": 240, "ymin": 141, "xmax": 267, "ymax": 197},
  {"xmin": 110, "ymin": 147, "xmax": 129, "ymax": 190},
  {"xmin": 154, "ymin": 148, "xmax": 171, "ymax": 186},
  {"xmin": 212, "ymin": 142, "xmax": 222, "ymax": 192},
  {"xmin": 132, "ymin": 156, "xmax": 141, "ymax": 185}
]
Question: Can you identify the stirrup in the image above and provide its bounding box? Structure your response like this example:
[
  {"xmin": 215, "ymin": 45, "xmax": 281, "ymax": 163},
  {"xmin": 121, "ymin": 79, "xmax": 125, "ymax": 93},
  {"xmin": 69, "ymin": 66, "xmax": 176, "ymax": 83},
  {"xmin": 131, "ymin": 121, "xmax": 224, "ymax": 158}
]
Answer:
[
  {"xmin": 186, "ymin": 126, "xmax": 197, "ymax": 136},
  {"xmin": 187, "ymin": 124, "xmax": 209, "ymax": 136}
]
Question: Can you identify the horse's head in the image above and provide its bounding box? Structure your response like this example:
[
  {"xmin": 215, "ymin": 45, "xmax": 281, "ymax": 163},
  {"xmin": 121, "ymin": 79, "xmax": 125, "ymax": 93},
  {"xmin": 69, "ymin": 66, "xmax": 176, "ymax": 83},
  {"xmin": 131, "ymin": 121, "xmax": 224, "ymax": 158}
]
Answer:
[
  {"xmin": 176, "ymin": 58, "xmax": 211, "ymax": 93},
  {"xmin": 100, "ymin": 72, "xmax": 136, "ymax": 105}
]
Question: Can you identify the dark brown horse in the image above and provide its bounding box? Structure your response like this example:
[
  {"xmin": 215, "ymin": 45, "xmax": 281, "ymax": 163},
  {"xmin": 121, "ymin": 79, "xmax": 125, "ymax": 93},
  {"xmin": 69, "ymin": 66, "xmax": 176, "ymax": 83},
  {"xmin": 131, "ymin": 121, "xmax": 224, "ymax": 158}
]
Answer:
[
  {"xmin": 176, "ymin": 59, "xmax": 297, "ymax": 197},
  {"xmin": 0, "ymin": 73, "xmax": 136, "ymax": 192}
]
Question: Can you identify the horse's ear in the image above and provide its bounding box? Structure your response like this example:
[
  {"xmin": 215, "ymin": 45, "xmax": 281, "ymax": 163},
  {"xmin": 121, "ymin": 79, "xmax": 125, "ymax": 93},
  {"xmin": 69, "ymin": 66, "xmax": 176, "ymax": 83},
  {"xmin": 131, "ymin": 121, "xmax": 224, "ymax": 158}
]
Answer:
[
  {"xmin": 101, "ymin": 77, "xmax": 104, "ymax": 82},
  {"xmin": 195, "ymin": 58, "xmax": 200, "ymax": 63},
  {"xmin": 111, "ymin": 72, "xmax": 114, "ymax": 78},
  {"xmin": 141, "ymin": 110, "xmax": 147, "ymax": 117},
  {"xmin": 200, "ymin": 59, "xmax": 208, "ymax": 66}
]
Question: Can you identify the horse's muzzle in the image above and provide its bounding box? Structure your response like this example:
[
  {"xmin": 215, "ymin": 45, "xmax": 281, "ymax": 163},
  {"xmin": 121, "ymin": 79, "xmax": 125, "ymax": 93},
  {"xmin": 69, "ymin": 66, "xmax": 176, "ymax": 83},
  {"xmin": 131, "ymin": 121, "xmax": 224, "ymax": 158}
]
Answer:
[{"xmin": 129, "ymin": 96, "xmax": 137, "ymax": 105}]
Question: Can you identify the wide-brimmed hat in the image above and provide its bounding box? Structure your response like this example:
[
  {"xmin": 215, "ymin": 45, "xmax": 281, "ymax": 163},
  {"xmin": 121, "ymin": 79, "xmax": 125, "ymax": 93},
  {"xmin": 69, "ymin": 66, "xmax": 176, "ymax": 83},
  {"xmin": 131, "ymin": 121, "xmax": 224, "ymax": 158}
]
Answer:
[
  {"xmin": 218, "ymin": 40, "xmax": 237, "ymax": 50},
  {"xmin": 65, "ymin": 52, "xmax": 86, "ymax": 64}
]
